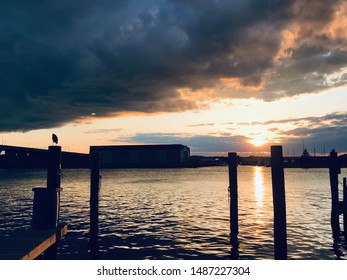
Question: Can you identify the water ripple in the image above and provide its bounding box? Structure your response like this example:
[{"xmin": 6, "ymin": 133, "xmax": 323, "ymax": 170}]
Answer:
[{"xmin": 1, "ymin": 166, "xmax": 346, "ymax": 259}]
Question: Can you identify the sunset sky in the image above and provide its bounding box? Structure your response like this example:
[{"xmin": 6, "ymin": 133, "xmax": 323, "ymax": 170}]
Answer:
[{"xmin": 1, "ymin": 0, "xmax": 347, "ymax": 155}]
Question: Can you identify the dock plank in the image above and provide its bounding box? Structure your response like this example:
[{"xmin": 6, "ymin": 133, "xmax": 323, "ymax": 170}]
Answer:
[{"xmin": 0, "ymin": 224, "xmax": 67, "ymax": 260}]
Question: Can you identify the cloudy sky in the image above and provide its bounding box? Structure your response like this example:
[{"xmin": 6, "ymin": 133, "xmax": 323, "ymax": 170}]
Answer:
[{"xmin": 1, "ymin": 0, "xmax": 347, "ymax": 155}]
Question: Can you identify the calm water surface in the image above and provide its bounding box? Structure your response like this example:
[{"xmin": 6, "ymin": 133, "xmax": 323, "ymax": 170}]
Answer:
[{"xmin": 0, "ymin": 166, "xmax": 346, "ymax": 260}]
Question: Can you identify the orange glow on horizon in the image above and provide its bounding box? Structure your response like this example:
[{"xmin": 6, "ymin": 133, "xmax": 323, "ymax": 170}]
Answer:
[{"xmin": 249, "ymin": 137, "xmax": 267, "ymax": 147}]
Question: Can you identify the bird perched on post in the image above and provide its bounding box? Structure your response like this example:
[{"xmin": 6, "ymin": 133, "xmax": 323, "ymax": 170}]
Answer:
[{"xmin": 52, "ymin": 133, "xmax": 58, "ymax": 145}]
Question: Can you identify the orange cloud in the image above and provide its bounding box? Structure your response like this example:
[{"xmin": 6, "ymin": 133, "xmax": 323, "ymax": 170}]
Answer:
[
  {"xmin": 219, "ymin": 77, "xmax": 264, "ymax": 92},
  {"xmin": 326, "ymin": 2, "xmax": 347, "ymax": 48},
  {"xmin": 275, "ymin": 27, "xmax": 299, "ymax": 62},
  {"xmin": 277, "ymin": 1, "xmax": 347, "ymax": 57}
]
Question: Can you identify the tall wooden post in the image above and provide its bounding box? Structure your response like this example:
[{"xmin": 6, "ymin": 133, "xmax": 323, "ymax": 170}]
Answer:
[
  {"xmin": 32, "ymin": 146, "xmax": 62, "ymax": 259},
  {"xmin": 90, "ymin": 152, "xmax": 101, "ymax": 259},
  {"xmin": 47, "ymin": 146, "xmax": 62, "ymax": 190},
  {"xmin": 47, "ymin": 146, "xmax": 62, "ymax": 229},
  {"xmin": 32, "ymin": 146, "xmax": 62, "ymax": 230},
  {"xmin": 329, "ymin": 149, "xmax": 341, "ymax": 240},
  {"xmin": 343, "ymin": 178, "xmax": 347, "ymax": 245},
  {"xmin": 271, "ymin": 145, "xmax": 287, "ymax": 260},
  {"xmin": 228, "ymin": 152, "xmax": 239, "ymax": 255}
]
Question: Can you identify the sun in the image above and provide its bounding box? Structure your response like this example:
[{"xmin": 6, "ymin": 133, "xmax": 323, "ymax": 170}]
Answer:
[{"xmin": 249, "ymin": 137, "xmax": 266, "ymax": 147}]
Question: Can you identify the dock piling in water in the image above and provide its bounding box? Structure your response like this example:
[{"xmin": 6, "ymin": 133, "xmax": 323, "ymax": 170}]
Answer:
[
  {"xmin": 30, "ymin": 145, "xmax": 64, "ymax": 259},
  {"xmin": 228, "ymin": 152, "xmax": 239, "ymax": 257},
  {"xmin": 270, "ymin": 145, "xmax": 288, "ymax": 260},
  {"xmin": 32, "ymin": 146, "xmax": 62, "ymax": 230},
  {"xmin": 46, "ymin": 145, "xmax": 62, "ymax": 190},
  {"xmin": 343, "ymin": 177, "xmax": 347, "ymax": 245},
  {"xmin": 90, "ymin": 151, "xmax": 101, "ymax": 259},
  {"xmin": 329, "ymin": 149, "xmax": 341, "ymax": 240}
]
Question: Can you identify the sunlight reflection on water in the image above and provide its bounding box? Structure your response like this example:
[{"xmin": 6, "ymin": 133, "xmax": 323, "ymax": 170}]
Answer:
[{"xmin": 0, "ymin": 166, "xmax": 346, "ymax": 259}]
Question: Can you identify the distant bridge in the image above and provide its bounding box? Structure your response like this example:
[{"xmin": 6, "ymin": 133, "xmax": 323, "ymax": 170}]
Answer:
[{"xmin": 0, "ymin": 145, "xmax": 88, "ymax": 168}]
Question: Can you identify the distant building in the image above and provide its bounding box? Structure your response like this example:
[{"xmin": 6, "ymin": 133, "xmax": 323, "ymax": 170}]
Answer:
[{"xmin": 89, "ymin": 144, "xmax": 190, "ymax": 168}]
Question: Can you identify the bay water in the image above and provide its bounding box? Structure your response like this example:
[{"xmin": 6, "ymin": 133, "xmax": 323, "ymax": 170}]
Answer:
[{"xmin": 0, "ymin": 166, "xmax": 346, "ymax": 260}]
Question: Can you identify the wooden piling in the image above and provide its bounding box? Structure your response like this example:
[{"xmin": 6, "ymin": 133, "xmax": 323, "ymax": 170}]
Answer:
[
  {"xmin": 90, "ymin": 151, "xmax": 101, "ymax": 259},
  {"xmin": 228, "ymin": 152, "xmax": 239, "ymax": 250},
  {"xmin": 48, "ymin": 146, "xmax": 62, "ymax": 230},
  {"xmin": 343, "ymin": 178, "xmax": 347, "ymax": 244},
  {"xmin": 47, "ymin": 146, "xmax": 61, "ymax": 190},
  {"xmin": 270, "ymin": 145, "xmax": 287, "ymax": 260},
  {"xmin": 31, "ymin": 145, "xmax": 63, "ymax": 259},
  {"xmin": 329, "ymin": 149, "xmax": 341, "ymax": 240},
  {"xmin": 32, "ymin": 146, "xmax": 62, "ymax": 230}
]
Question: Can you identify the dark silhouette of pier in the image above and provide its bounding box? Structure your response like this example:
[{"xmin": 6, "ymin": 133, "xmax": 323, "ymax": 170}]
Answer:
[{"xmin": 0, "ymin": 146, "xmax": 67, "ymax": 260}]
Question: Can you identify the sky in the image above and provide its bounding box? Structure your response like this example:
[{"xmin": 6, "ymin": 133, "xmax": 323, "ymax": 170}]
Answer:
[{"xmin": 1, "ymin": 0, "xmax": 347, "ymax": 156}]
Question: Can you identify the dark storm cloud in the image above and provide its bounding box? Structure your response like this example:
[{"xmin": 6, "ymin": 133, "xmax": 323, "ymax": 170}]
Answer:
[{"xmin": 1, "ymin": 0, "xmax": 346, "ymax": 131}]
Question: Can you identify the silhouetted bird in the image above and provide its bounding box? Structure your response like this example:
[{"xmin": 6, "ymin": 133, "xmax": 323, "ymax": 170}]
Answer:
[{"xmin": 52, "ymin": 133, "xmax": 58, "ymax": 145}]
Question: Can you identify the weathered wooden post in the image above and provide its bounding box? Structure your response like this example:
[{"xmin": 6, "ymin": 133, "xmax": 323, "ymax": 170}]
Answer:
[
  {"xmin": 46, "ymin": 145, "xmax": 62, "ymax": 228},
  {"xmin": 329, "ymin": 149, "xmax": 341, "ymax": 240},
  {"xmin": 32, "ymin": 146, "xmax": 62, "ymax": 230},
  {"xmin": 90, "ymin": 151, "xmax": 101, "ymax": 259},
  {"xmin": 270, "ymin": 145, "xmax": 287, "ymax": 260},
  {"xmin": 32, "ymin": 145, "xmax": 62, "ymax": 259},
  {"xmin": 228, "ymin": 152, "xmax": 239, "ymax": 257},
  {"xmin": 343, "ymin": 178, "xmax": 347, "ymax": 245}
]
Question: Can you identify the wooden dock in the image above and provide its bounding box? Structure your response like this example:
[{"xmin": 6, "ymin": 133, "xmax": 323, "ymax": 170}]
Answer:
[{"xmin": 0, "ymin": 224, "xmax": 67, "ymax": 260}]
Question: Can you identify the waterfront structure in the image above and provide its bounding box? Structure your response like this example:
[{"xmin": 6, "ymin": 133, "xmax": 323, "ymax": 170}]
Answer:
[
  {"xmin": 0, "ymin": 145, "xmax": 88, "ymax": 168},
  {"xmin": 89, "ymin": 144, "xmax": 190, "ymax": 168}
]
